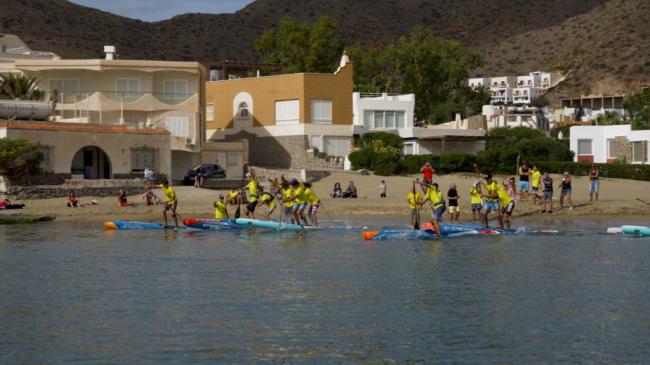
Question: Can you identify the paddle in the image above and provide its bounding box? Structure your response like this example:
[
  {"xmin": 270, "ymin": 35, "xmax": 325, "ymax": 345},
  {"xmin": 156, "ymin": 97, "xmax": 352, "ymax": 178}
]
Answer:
[
  {"xmin": 234, "ymin": 205, "xmax": 241, "ymax": 219},
  {"xmin": 637, "ymin": 198, "xmax": 650, "ymax": 206}
]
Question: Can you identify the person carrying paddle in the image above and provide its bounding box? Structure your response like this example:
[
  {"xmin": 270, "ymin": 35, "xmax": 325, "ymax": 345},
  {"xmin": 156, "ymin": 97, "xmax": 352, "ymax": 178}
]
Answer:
[
  {"xmin": 304, "ymin": 182, "xmax": 320, "ymax": 227},
  {"xmin": 291, "ymin": 180, "xmax": 309, "ymax": 225},
  {"xmin": 214, "ymin": 194, "xmax": 229, "ymax": 219},
  {"xmin": 407, "ymin": 182, "xmax": 423, "ymax": 229},
  {"xmin": 497, "ymin": 180, "xmax": 515, "ymax": 230},
  {"xmin": 417, "ymin": 180, "xmax": 444, "ymax": 236},
  {"xmin": 280, "ymin": 180, "xmax": 295, "ymax": 224},
  {"xmin": 257, "ymin": 186, "xmax": 277, "ymax": 221},
  {"xmin": 243, "ymin": 172, "xmax": 259, "ymax": 219},
  {"xmin": 160, "ymin": 180, "xmax": 178, "ymax": 228},
  {"xmin": 480, "ymin": 173, "xmax": 500, "ymax": 229}
]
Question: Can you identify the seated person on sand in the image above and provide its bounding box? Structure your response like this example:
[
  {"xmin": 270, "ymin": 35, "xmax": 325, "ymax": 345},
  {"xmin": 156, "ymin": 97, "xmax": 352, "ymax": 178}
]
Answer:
[
  {"xmin": 0, "ymin": 199, "xmax": 25, "ymax": 210},
  {"xmin": 67, "ymin": 191, "xmax": 79, "ymax": 208},
  {"xmin": 342, "ymin": 181, "xmax": 358, "ymax": 198},
  {"xmin": 117, "ymin": 189, "xmax": 131, "ymax": 207},
  {"xmin": 142, "ymin": 187, "xmax": 160, "ymax": 206},
  {"xmin": 330, "ymin": 182, "xmax": 343, "ymax": 198}
]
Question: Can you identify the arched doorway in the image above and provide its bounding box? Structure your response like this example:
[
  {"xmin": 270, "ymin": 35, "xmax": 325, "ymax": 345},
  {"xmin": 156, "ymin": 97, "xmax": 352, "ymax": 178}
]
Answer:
[{"xmin": 71, "ymin": 146, "xmax": 112, "ymax": 179}]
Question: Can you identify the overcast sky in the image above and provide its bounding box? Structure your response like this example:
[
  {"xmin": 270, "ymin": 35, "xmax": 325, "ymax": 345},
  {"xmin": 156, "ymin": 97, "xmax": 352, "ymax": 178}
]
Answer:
[{"xmin": 70, "ymin": 0, "xmax": 255, "ymax": 21}]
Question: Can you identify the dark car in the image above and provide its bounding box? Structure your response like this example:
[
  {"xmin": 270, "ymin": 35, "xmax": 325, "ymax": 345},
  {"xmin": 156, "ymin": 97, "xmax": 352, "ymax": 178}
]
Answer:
[{"xmin": 183, "ymin": 163, "xmax": 226, "ymax": 185}]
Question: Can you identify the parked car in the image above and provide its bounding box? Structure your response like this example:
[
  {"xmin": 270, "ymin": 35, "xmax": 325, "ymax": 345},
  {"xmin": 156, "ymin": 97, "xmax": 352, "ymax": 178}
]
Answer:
[{"xmin": 183, "ymin": 163, "xmax": 226, "ymax": 185}]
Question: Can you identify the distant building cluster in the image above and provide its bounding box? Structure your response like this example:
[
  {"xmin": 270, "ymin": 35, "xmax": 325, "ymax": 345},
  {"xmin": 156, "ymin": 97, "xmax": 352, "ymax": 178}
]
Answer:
[{"xmin": 469, "ymin": 71, "xmax": 562, "ymax": 106}]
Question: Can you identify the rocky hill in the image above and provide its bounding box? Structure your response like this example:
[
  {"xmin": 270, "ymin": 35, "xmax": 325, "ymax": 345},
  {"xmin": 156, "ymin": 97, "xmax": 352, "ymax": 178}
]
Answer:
[{"xmin": 0, "ymin": 0, "xmax": 647, "ymax": 95}]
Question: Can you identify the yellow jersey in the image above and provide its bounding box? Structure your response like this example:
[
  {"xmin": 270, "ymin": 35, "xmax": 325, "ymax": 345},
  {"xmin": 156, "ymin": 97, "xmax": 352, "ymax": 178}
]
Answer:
[
  {"xmin": 531, "ymin": 170, "xmax": 542, "ymax": 188},
  {"xmin": 160, "ymin": 184, "xmax": 176, "ymax": 204},
  {"xmin": 227, "ymin": 190, "xmax": 238, "ymax": 200},
  {"xmin": 426, "ymin": 186, "xmax": 444, "ymax": 209},
  {"xmin": 214, "ymin": 200, "xmax": 228, "ymax": 219},
  {"xmin": 245, "ymin": 179, "xmax": 259, "ymax": 202},
  {"xmin": 305, "ymin": 187, "xmax": 320, "ymax": 205},
  {"xmin": 281, "ymin": 187, "xmax": 294, "ymax": 208},
  {"xmin": 470, "ymin": 187, "xmax": 482, "ymax": 205},
  {"xmin": 407, "ymin": 191, "xmax": 422, "ymax": 210},
  {"xmin": 294, "ymin": 186, "xmax": 307, "ymax": 204},
  {"xmin": 485, "ymin": 181, "xmax": 499, "ymax": 203},
  {"xmin": 259, "ymin": 192, "xmax": 277, "ymax": 208},
  {"xmin": 497, "ymin": 184, "xmax": 512, "ymax": 207}
]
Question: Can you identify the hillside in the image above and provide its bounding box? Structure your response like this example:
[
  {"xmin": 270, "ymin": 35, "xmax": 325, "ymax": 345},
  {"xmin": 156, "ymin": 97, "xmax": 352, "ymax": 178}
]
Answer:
[{"xmin": 0, "ymin": 0, "xmax": 647, "ymax": 95}]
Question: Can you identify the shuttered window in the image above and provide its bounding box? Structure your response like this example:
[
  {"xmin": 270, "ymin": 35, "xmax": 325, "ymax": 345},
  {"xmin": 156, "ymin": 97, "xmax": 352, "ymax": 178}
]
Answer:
[
  {"xmin": 323, "ymin": 137, "xmax": 350, "ymax": 157},
  {"xmin": 310, "ymin": 99, "xmax": 332, "ymax": 124},
  {"xmin": 131, "ymin": 148, "xmax": 156, "ymax": 172},
  {"xmin": 275, "ymin": 100, "xmax": 300, "ymax": 125},
  {"xmin": 165, "ymin": 116, "xmax": 190, "ymax": 137}
]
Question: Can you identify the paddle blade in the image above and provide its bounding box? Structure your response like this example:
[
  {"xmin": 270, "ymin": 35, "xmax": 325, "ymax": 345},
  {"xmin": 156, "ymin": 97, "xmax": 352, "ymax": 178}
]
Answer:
[
  {"xmin": 235, "ymin": 206, "xmax": 241, "ymax": 219},
  {"xmin": 104, "ymin": 222, "xmax": 118, "ymax": 230}
]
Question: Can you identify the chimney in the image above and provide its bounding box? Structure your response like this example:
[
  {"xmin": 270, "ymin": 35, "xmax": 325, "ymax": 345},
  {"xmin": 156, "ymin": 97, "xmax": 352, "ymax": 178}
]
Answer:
[
  {"xmin": 104, "ymin": 45, "xmax": 116, "ymax": 60},
  {"xmin": 335, "ymin": 51, "xmax": 350, "ymax": 74}
]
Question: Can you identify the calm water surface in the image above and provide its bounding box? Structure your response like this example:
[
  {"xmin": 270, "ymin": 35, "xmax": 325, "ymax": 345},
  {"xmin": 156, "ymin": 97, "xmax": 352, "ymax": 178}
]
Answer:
[{"xmin": 1, "ymin": 217, "xmax": 650, "ymax": 364}]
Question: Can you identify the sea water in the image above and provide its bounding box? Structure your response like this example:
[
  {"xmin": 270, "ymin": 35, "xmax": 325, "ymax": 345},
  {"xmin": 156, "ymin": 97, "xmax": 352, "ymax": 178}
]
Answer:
[{"xmin": 1, "ymin": 217, "xmax": 649, "ymax": 364}]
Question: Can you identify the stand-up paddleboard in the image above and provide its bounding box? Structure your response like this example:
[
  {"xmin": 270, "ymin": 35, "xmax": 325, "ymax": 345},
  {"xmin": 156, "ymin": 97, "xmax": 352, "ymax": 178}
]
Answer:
[
  {"xmin": 620, "ymin": 225, "xmax": 650, "ymax": 236},
  {"xmin": 362, "ymin": 228, "xmax": 498, "ymax": 241},
  {"xmin": 182, "ymin": 218, "xmax": 242, "ymax": 230},
  {"xmin": 104, "ymin": 221, "xmax": 183, "ymax": 230},
  {"xmin": 235, "ymin": 218, "xmax": 305, "ymax": 230}
]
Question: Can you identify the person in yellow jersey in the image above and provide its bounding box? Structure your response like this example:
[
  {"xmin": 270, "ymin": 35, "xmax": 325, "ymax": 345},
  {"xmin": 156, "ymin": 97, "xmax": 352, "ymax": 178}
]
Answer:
[
  {"xmin": 304, "ymin": 182, "xmax": 320, "ymax": 227},
  {"xmin": 214, "ymin": 194, "xmax": 229, "ymax": 220},
  {"xmin": 290, "ymin": 179, "xmax": 309, "ymax": 225},
  {"xmin": 470, "ymin": 180, "xmax": 482, "ymax": 222},
  {"xmin": 227, "ymin": 188, "xmax": 239, "ymax": 206},
  {"xmin": 243, "ymin": 172, "xmax": 259, "ymax": 219},
  {"xmin": 480, "ymin": 173, "xmax": 500, "ymax": 229},
  {"xmin": 530, "ymin": 165, "xmax": 542, "ymax": 205},
  {"xmin": 407, "ymin": 182, "xmax": 423, "ymax": 229},
  {"xmin": 417, "ymin": 180, "xmax": 445, "ymax": 236},
  {"xmin": 497, "ymin": 180, "xmax": 515, "ymax": 230},
  {"xmin": 256, "ymin": 186, "xmax": 277, "ymax": 221},
  {"xmin": 280, "ymin": 180, "xmax": 295, "ymax": 224},
  {"xmin": 160, "ymin": 180, "xmax": 178, "ymax": 228}
]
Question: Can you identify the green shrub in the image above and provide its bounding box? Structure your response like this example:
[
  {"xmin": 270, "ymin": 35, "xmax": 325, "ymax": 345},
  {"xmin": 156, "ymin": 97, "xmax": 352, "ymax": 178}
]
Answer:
[
  {"xmin": 358, "ymin": 132, "xmax": 403, "ymax": 150},
  {"xmin": 371, "ymin": 152, "xmax": 400, "ymax": 176},
  {"xmin": 476, "ymin": 148, "xmax": 520, "ymax": 174},
  {"xmin": 437, "ymin": 153, "xmax": 477, "ymax": 173},
  {"xmin": 0, "ymin": 138, "xmax": 43, "ymax": 178},
  {"xmin": 348, "ymin": 148, "xmax": 375, "ymax": 170},
  {"xmin": 399, "ymin": 154, "xmax": 437, "ymax": 174},
  {"xmin": 515, "ymin": 138, "xmax": 574, "ymax": 162},
  {"xmin": 487, "ymin": 126, "xmax": 546, "ymax": 149}
]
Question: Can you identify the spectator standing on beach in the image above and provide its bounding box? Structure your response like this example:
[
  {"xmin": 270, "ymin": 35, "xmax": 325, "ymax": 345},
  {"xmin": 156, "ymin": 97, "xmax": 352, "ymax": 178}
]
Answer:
[
  {"xmin": 420, "ymin": 162, "xmax": 434, "ymax": 184},
  {"xmin": 589, "ymin": 164, "xmax": 600, "ymax": 202},
  {"xmin": 447, "ymin": 183, "xmax": 460, "ymax": 224},
  {"xmin": 518, "ymin": 160, "xmax": 530, "ymax": 198},
  {"xmin": 541, "ymin": 172, "xmax": 553, "ymax": 213},
  {"xmin": 559, "ymin": 171, "xmax": 574, "ymax": 210},
  {"xmin": 379, "ymin": 180, "xmax": 387, "ymax": 198},
  {"xmin": 530, "ymin": 165, "xmax": 542, "ymax": 204},
  {"xmin": 194, "ymin": 167, "xmax": 204, "ymax": 188}
]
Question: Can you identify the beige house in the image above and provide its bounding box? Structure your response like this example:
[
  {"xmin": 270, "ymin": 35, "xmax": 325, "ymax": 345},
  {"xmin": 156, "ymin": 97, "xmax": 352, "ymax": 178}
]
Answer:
[
  {"xmin": 205, "ymin": 55, "xmax": 354, "ymax": 169},
  {"xmin": 0, "ymin": 45, "xmax": 208, "ymax": 180}
]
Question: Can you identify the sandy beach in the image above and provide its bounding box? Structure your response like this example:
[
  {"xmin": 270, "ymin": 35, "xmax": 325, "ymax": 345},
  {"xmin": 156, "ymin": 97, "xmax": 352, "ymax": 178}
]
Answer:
[{"xmin": 2, "ymin": 171, "xmax": 649, "ymax": 225}]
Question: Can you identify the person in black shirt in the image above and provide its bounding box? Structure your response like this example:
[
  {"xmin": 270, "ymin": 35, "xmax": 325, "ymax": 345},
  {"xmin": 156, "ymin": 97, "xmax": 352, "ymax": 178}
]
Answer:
[{"xmin": 447, "ymin": 183, "xmax": 460, "ymax": 224}]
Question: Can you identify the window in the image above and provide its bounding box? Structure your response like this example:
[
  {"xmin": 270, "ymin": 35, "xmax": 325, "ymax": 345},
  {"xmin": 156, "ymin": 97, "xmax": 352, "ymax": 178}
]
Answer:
[
  {"xmin": 131, "ymin": 148, "xmax": 156, "ymax": 172},
  {"xmin": 404, "ymin": 142, "xmax": 415, "ymax": 155},
  {"xmin": 275, "ymin": 99, "xmax": 299, "ymax": 125},
  {"xmin": 385, "ymin": 111, "xmax": 395, "ymax": 128},
  {"xmin": 395, "ymin": 111, "xmax": 405, "ymax": 128},
  {"xmin": 164, "ymin": 116, "xmax": 190, "ymax": 137},
  {"xmin": 577, "ymin": 139, "xmax": 592, "ymax": 155},
  {"xmin": 374, "ymin": 111, "xmax": 384, "ymax": 128},
  {"xmin": 237, "ymin": 102, "xmax": 250, "ymax": 119},
  {"xmin": 48, "ymin": 79, "xmax": 79, "ymax": 97},
  {"xmin": 310, "ymin": 99, "xmax": 332, "ymax": 124},
  {"xmin": 363, "ymin": 110, "xmax": 373, "ymax": 128},
  {"xmin": 116, "ymin": 79, "xmax": 140, "ymax": 101},
  {"xmin": 38, "ymin": 146, "xmax": 53, "ymax": 172},
  {"xmin": 205, "ymin": 104, "xmax": 214, "ymax": 122},
  {"xmin": 162, "ymin": 80, "xmax": 188, "ymax": 103},
  {"xmin": 632, "ymin": 142, "xmax": 645, "ymax": 163},
  {"xmin": 226, "ymin": 152, "xmax": 240, "ymax": 166},
  {"xmin": 607, "ymin": 139, "xmax": 616, "ymax": 159},
  {"xmin": 323, "ymin": 137, "xmax": 350, "ymax": 157},
  {"xmin": 310, "ymin": 135, "xmax": 322, "ymax": 151}
]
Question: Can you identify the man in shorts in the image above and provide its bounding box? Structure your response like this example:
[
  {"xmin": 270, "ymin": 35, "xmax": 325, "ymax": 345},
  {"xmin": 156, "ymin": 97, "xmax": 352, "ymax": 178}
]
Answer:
[
  {"xmin": 160, "ymin": 180, "xmax": 178, "ymax": 228},
  {"xmin": 480, "ymin": 173, "xmax": 500, "ymax": 228},
  {"xmin": 243, "ymin": 173, "xmax": 259, "ymax": 218},
  {"xmin": 497, "ymin": 180, "xmax": 515, "ymax": 230},
  {"xmin": 518, "ymin": 160, "xmax": 530, "ymax": 198},
  {"xmin": 541, "ymin": 171, "xmax": 553, "ymax": 213}
]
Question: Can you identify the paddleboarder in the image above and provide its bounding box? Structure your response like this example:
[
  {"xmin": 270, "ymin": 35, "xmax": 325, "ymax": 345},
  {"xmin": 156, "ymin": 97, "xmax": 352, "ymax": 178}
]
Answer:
[{"xmin": 160, "ymin": 180, "xmax": 178, "ymax": 228}]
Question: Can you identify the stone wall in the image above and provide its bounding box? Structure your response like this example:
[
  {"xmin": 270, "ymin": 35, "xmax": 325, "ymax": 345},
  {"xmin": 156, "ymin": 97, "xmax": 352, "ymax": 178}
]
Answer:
[
  {"xmin": 220, "ymin": 131, "xmax": 344, "ymax": 170},
  {"xmin": 614, "ymin": 136, "xmax": 631, "ymax": 162},
  {"xmin": 249, "ymin": 166, "xmax": 330, "ymax": 184},
  {"xmin": 4, "ymin": 186, "xmax": 147, "ymax": 200}
]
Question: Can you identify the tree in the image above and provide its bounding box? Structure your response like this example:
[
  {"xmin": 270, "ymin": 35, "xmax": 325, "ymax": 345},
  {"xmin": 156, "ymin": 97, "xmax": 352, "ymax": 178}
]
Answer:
[
  {"xmin": 531, "ymin": 95, "xmax": 549, "ymax": 108},
  {"xmin": 0, "ymin": 138, "xmax": 43, "ymax": 179},
  {"xmin": 593, "ymin": 111, "xmax": 621, "ymax": 125},
  {"xmin": 345, "ymin": 44, "xmax": 392, "ymax": 93},
  {"xmin": 0, "ymin": 74, "xmax": 45, "ymax": 100},
  {"xmin": 255, "ymin": 16, "xmax": 343, "ymax": 73},
  {"xmin": 381, "ymin": 26, "xmax": 484, "ymax": 124},
  {"xmin": 623, "ymin": 88, "xmax": 650, "ymax": 129}
]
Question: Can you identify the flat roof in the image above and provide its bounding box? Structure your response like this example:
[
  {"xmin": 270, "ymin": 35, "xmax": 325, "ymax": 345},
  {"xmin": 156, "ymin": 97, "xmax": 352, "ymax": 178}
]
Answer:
[
  {"xmin": 9, "ymin": 59, "xmax": 205, "ymax": 74},
  {"xmin": 0, "ymin": 120, "xmax": 170, "ymax": 135}
]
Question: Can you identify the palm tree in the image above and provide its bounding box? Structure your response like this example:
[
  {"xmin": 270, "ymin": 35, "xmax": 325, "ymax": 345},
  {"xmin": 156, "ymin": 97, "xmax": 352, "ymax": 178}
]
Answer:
[{"xmin": 0, "ymin": 74, "xmax": 45, "ymax": 101}]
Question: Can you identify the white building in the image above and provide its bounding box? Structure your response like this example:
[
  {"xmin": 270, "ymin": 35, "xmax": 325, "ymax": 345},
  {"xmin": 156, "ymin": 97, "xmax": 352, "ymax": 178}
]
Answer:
[
  {"xmin": 468, "ymin": 77, "xmax": 490, "ymax": 89},
  {"xmin": 352, "ymin": 92, "xmax": 486, "ymax": 157},
  {"xmin": 570, "ymin": 124, "xmax": 650, "ymax": 164},
  {"xmin": 483, "ymin": 105, "xmax": 549, "ymax": 131},
  {"xmin": 469, "ymin": 72, "xmax": 562, "ymax": 106}
]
